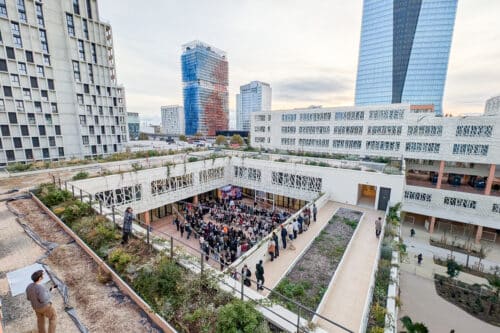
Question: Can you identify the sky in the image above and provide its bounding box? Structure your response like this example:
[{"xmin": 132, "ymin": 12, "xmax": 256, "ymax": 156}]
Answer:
[{"xmin": 98, "ymin": 0, "xmax": 500, "ymax": 127}]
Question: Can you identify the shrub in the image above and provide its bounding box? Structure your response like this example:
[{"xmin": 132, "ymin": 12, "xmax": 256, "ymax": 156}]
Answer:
[
  {"xmin": 371, "ymin": 302, "xmax": 387, "ymax": 327},
  {"xmin": 216, "ymin": 300, "xmax": 268, "ymax": 333},
  {"xmin": 131, "ymin": 162, "xmax": 143, "ymax": 171},
  {"xmin": 38, "ymin": 184, "xmax": 72, "ymax": 207},
  {"xmin": 343, "ymin": 218, "xmax": 358, "ymax": 230},
  {"xmin": 188, "ymin": 157, "xmax": 198, "ymax": 163},
  {"xmin": 55, "ymin": 200, "xmax": 93, "ymax": 226},
  {"xmin": 72, "ymin": 171, "xmax": 89, "ymax": 181},
  {"xmin": 380, "ymin": 245, "xmax": 393, "ymax": 260},
  {"xmin": 73, "ymin": 216, "xmax": 119, "ymax": 252},
  {"xmin": 109, "ymin": 248, "xmax": 135, "ymax": 274},
  {"xmin": 6, "ymin": 162, "xmax": 32, "ymax": 172}
]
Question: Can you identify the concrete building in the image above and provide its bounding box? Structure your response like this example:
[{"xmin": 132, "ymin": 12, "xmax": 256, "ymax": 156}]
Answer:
[
  {"xmin": 0, "ymin": 0, "xmax": 128, "ymax": 165},
  {"xmin": 181, "ymin": 40, "xmax": 228, "ymax": 136},
  {"xmin": 249, "ymin": 102, "xmax": 500, "ymax": 242},
  {"xmin": 236, "ymin": 81, "xmax": 271, "ymax": 131},
  {"xmin": 355, "ymin": 0, "xmax": 458, "ymax": 115},
  {"xmin": 161, "ymin": 105, "xmax": 184, "ymax": 135},
  {"xmin": 127, "ymin": 112, "xmax": 139, "ymax": 141},
  {"xmin": 485, "ymin": 95, "xmax": 500, "ymax": 116}
]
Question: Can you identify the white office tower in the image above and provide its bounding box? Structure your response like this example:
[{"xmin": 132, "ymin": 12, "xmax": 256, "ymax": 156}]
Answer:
[
  {"xmin": 236, "ymin": 81, "xmax": 271, "ymax": 131},
  {"xmin": 485, "ymin": 96, "xmax": 500, "ymax": 116},
  {"xmin": 0, "ymin": 0, "xmax": 128, "ymax": 165},
  {"xmin": 161, "ymin": 105, "xmax": 184, "ymax": 135}
]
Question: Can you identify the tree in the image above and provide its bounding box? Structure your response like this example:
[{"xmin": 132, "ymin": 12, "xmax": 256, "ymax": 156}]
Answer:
[
  {"xmin": 216, "ymin": 300, "xmax": 269, "ymax": 333},
  {"xmin": 138, "ymin": 132, "xmax": 148, "ymax": 140},
  {"xmin": 230, "ymin": 134, "xmax": 244, "ymax": 145},
  {"xmin": 215, "ymin": 135, "xmax": 227, "ymax": 146},
  {"xmin": 194, "ymin": 132, "xmax": 203, "ymax": 138},
  {"xmin": 179, "ymin": 134, "xmax": 187, "ymax": 142},
  {"xmin": 486, "ymin": 273, "xmax": 500, "ymax": 297},
  {"xmin": 400, "ymin": 316, "xmax": 429, "ymax": 333},
  {"xmin": 446, "ymin": 259, "xmax": 461, "ymax": 280}
]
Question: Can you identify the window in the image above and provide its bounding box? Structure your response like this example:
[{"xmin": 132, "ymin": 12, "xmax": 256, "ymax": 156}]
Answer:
[
  {"xmin": 43, "ymin": 54, "xmax": 50, "ymax": 66},
  {"xmin": 91, "ymin": 43, "xmax": 97, "ymax": 63},
  {"xmin": 39, "ymin": 29, "xmax": 49, "ymax": 53},
  {"xmin": 37, "ymin": 65, "xmax": 45, "ymax": 77},
  {"xmin": 101, "ymin": 126, "xmax": 105, "ymax": 134},
  {"xmin": 15, "ymin": 99, "xmax": 24, "ymax": 112},
  {"xmin": 38, "ymin": 125, "xmax": 46, "ymax": 135},
  {"xmin": 17, "ymin": 0, "xmax": 27, "ymax": 23},
  {"xmin": 407, "ymin": 125, "xmax": 442, "ymax": 136},
  {"xmin": 18, "ymin": 62, "xmax": 27, "ymax": 75},
  {"xmin": 333, "ymin": 126, "xmax": 363, "ymax": 135},
  {"xmin": 87, "ymin": 64, "xmax": 94, "ymax": 83},
  {"xmin": 83, "ymin": 84, "xmax": 89, "ymax": 93},
  {"xmin": 0, "ymin": 0, "xmax": 7, "ymax": 18},
  {"xmin": 11, "ymin": 22, "xmax": 22, "ymax": 48},
  {"xmin": 47, "ymin": 79, "xmax": 54, "ymax": 90},
  {"xmin": 79, "ymin": 115, "xmax": 86, "ymax": 125},
  {"xmin": 1, "ymin": 125, "xmax": 10, "ymax": 136},
  {"xmin": 35, "ymin": 3, "xmax": 44, "ymax": 27},
  {"xmin": 94, "ymin": 115, "xmax": 99, "ymax": 124},
  {"xmin": 28, "ymin": 113, "xmax": 35, "ymax": 124},
  {"xmin": 42, "ymin": 148, "xmax": 49, "ymax": 158},
  {"xmin": 455, "ymin": 125, "xmax": 493, "ymax": 137},
  {"xmin": 89, "ymin": 125, "xmax": 94, "ymax": 134},
  {"xmin": 271, "ymin": 171, "xmax": 322, "ymax": 192},
  {"xmin": 452, "ymin": 144, "xmax": 489, "ymax": 156},
  {"xmin": 298, "ymin": 126, "xmax": 330, "ymax": 134},
  {"xmin": 92, "ymin": 95, "xmax": 96, "ymax": 105},
  {"xmin": 25, "ymin": 50, "xmax": 33, "ymax": 63},
  {"xmin": 281, "ymin": 138, "xmax": 296, "ymax": 146},
  {"xmin": 368, "ymin": 109, "xmax": 404, "ymax": 120},
  {"xmin": 72, "ymin": 61, "xmax": 81, "ymax": 81},
  {"xmin": 334, "ymin": 111, "xmax": 364, "ymax": 121},
  {"xmin": 404, "ymin": 191, "xmax": 432, "ymax": 202},
  {"xmin": 98, "ymin": 106, "xmax": 103, "ymax": 115},
  {"xmin": 30, "ymin": 76, "xmax": 38, "ymax": 88},
  {"xmin": 77, "ymin": 94, "xmax": 84, "ymax": 104},
  {"xmin": 21, "ymin": 125, "xmax": 29, "ymax": 135},
  {"xmin": 96, "ymin": 85, "xmax": 101, "ymax": 95},
  {"xmin": 58, "ymin": 147, "xmax": 64, "ymax": 157},
  {"xmin": 25, "ymin": 149, "xmax": 33, "ymax": 160},
  {"xmin": 78, "ymin": 40, "xmax": 85, "ymax": 60},
  {"xmin": 443, "ymin": 196, "xmax": 477, "ymax": 210},
  {"xmin": 405, "ymin": 142, "xmax": 440, "ymax": 153},
  {"xmin": 11, "ymin": 74, "xmax": 20, "ymax": 85},
  {"xmin": 0, "ymin": 59, "xmax": 7, "ymax": 71},
  {"xmin": 51, "ymin": 103, "xmax": 58, "ymax": 113},
  {"xmin": 66, "ymin": 13, "xmax": 76, "ymax": 37},
  {"xmin": 73, "ymin": 0, "xmax": 80, "ymax": 15},
  {"xmin": 0, "ymin": 99, "xmax": 5, "ymax": 110},
  {"xmin": 86, "ymin": 105, "xmax": 92, "ymax": 114},
  {"xmin": 49, "ymin": 136, "xmax": 55, "ymax": 146},
  {"xmin": 13, "ymin": 137, "xmax": 22, "ymax": 148},
  {"xmin": 6, "ymin": 150, "xmax": 15, "ymax": 161},
  {"xmin": 8, "ymin": 112, "xmax": 17, "ymax": 123},
  {"xmin": 366, "ymin": 141, "xmax": 400, "ymax": 151},
  {"xmin": 299, "ymin": 112, "xmax": 331, "ymax": 122},
  {"xmin": 298, "ymin": 138, "xmax": 329, "ymax": 147},
  {"xmin": 86, "ymin": 0, "xmax": 92, "ymax": 18},
  {"xmin": 44, "ymin": 114, "xmax": 52, "ymax": 124},
  {"xmin": 493, "ymin": 204, "xmax": 500, "ymax": 214},
  {"xmin": 280, "ymin": 114, "xmax": 296, "ymax": 122},
  {"xmin": 55, "ymin": 125, "xmax": 61, "ymax": 135},
  {"xmin": 332, "ymin": 139, "xmax": 362, "ymax": 149},
  {"xmin": 22, "ymin": 88, "xmax": 31, "ymax": 99},
  {"xmin": 6, "ymin": 47, "xmax": 15, "ymax": 59},
  {"xmin": 32, "ymin": 137, "xmax": 39, "ymax": 147},
  {"xmin": 3, "ymin": 86, "xmax": 13, "ymax": 97},
  {"xmin": 41, "ymin": 90, "xmax": 48, "ymax": 101},
  {"xmin": 367, "ymin": 126, "xmax": 402, "ymax": 136},
  {"xmin": 34, "ymin": 101, "xmax": 41, "ymax": 112},
  {"xmin": 82, "ymin": 135, "xmax": 89, "ymax": 145},
  {"xmin": 82, "ymin": 19, "xmax": 89, "ymax": 39}
]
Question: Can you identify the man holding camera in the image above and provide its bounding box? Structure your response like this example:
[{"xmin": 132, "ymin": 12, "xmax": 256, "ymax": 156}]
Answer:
[{"xmin": 26, "ymin": 269, "xmax": 57, "ymax": 333}]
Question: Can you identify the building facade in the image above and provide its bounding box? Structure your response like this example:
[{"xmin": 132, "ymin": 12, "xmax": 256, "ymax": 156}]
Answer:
[
  {"xmin": 181, "ymin": 40, "xmax": 228, "ymax": 136},
  {"xmin": 161, "ymin": 105, "xmax": 184, "ymax": 135},
  {"xmin": 355, "ymin": 0, "xmax": 457, "ymax": 115},
  {"xmin": 485, "ymin": 95, "xmax": 500, "ymax": 116},
  {"xmin": 127, "ymin": 112, "xmax": 139, "ymax": 140},
  {"xmin": 0, "ymin": 0, "xmax": 128, "ymax": 165},
  {"xmin": 250, "ymin": 102, "xmax": 500, "ymax": 241},
  {"xmin": 236, "ymin": 81, "xmax": 271, "ymax": 131}
]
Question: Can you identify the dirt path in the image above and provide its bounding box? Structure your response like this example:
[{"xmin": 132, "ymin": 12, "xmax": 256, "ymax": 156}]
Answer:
[{"xmin": 1, "ymin": 198, "xmax": 161, "ymax": 333}]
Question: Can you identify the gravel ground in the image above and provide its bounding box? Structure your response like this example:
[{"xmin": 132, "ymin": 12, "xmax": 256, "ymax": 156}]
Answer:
[{"xmin": 2, "ymin": 198, "xmax": 161, "ymax": 333}]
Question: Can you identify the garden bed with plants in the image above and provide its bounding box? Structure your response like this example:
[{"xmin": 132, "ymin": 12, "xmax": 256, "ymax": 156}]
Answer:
[
  {"xmin": 271, "ymin": 208, "xmax": 362, "ymax": 319},
  {"xmin": 435, "ymin": 273, "xmax": 500, "ymax": 326},
  {"xmin": 34, "ymin": 183, "xmax": 272, "ymax": 333}
]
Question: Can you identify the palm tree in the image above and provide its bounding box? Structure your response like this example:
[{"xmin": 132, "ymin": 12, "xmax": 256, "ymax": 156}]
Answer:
[{"xmin": 400, "ymin": 316, "xmax": 429, "ymax": 333}]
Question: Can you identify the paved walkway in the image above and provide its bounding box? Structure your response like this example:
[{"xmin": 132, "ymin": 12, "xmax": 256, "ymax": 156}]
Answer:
[
  {"xmin": 399, "ymin": 270, "xmax": 499, "ymax": 333},
  {"xmin": 315, "ymin": 205, "xmax": 383, "ymax": 333}
]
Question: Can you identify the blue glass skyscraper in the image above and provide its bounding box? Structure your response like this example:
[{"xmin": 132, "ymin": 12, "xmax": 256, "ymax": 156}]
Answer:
[
  {"xmin": 182, "ymin": 41, "xmax": 228, "ymax": 136},
  {"xmin": 355, "ymin": 0, "xmax": 457, "ymax": 115}
]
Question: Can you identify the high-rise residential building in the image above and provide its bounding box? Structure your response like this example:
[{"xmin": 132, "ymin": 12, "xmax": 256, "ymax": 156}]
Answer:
[
  {"xmin": 127, "ymin": 112, "xmax": 140, "ymax": 140},
  {"xmin": 354, "ymin": 0, "xmax": 458, "ymax": 115},
  {"xmin": 236, "ymin": 81, "xmax": 271, "ymax": 131},
  {"xmin": 0, "ymin": 0, "xmax": 128, "ymax": 165},
  {"xmin": 161, "ymin": 105, "xmax": 184, "ymax": 135},
  {"xmin": 181, "ymin": 40, "xmax": 228, "ymax": 136}
]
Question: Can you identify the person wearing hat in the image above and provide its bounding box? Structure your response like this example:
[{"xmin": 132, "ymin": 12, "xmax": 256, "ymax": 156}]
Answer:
[{"xmin": 26, "ymin": 269, "xmax": 57, "ymax": 333}]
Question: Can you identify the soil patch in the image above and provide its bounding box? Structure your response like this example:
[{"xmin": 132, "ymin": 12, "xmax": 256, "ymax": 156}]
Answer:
[
  {"xmin": 435, "ymin": 274, "xmax": 500, "ymax": 327},
  {"xmin": 272, "ymin": 208, "xmax": 361, "ymax": 318}
]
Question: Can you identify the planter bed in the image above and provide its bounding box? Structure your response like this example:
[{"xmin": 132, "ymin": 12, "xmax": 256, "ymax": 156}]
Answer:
[
  {"xmin": 34, "ymin": 183, "xmax": 271, "ymax": 333},
  {"xmin": 435, "ymin": 274, "xmax": 500, "ymax": 327},
  {"xmin": 271, "ymin": 208, "xmax": 362, "ymax": 319}
]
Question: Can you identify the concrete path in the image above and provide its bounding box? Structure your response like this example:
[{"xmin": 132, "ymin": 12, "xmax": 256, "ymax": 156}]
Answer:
[
  {"xmin": 316, "ymin": 205, "xmax": 384, "ymax": 333},
  {"xmin": 399, "ymin": 270, "xmax": 499, "ymax": 333}
]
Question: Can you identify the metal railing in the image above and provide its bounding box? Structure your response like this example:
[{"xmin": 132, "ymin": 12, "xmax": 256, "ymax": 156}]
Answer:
[{"xmin": 50, "ymin": 175, "xmax": 353, "ymax": 333}]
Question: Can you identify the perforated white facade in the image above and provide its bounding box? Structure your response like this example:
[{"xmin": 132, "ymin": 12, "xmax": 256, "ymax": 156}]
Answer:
[{"xmin": 161, "ymin": 105, "xmax": 184, "ymax": 135}]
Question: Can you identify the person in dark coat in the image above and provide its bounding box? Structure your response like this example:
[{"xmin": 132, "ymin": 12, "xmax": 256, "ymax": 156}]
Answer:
[
  {"xmin": 280, "ymin": 224, "xmax": 287, "ymax": 249},
  {"xmin": 174, "ymin": 215, "xmax": 180, "ymax": 231},
  {"xmin": 256, "ymin": 260, "xmax": 264, "ymax": 291},
  {"xmin": 313, "ymin": 203, "xmax": 317, "ymax": 222},
  {"xmin": 179, "ymin": 220, "xmax": 185, "ymax": 238},
  {"xmin": 272, "ymin": 231, "xmax": 279, "ymax": 257},
  {"xmin": 122, "ymin": 207, "xmax": 134, "ymax": 244}
]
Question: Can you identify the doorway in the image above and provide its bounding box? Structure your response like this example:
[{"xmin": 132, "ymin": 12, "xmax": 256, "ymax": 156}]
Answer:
[{"xmin": 358, "ymin": 184, "xmax": 376, "ymax": 208}]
